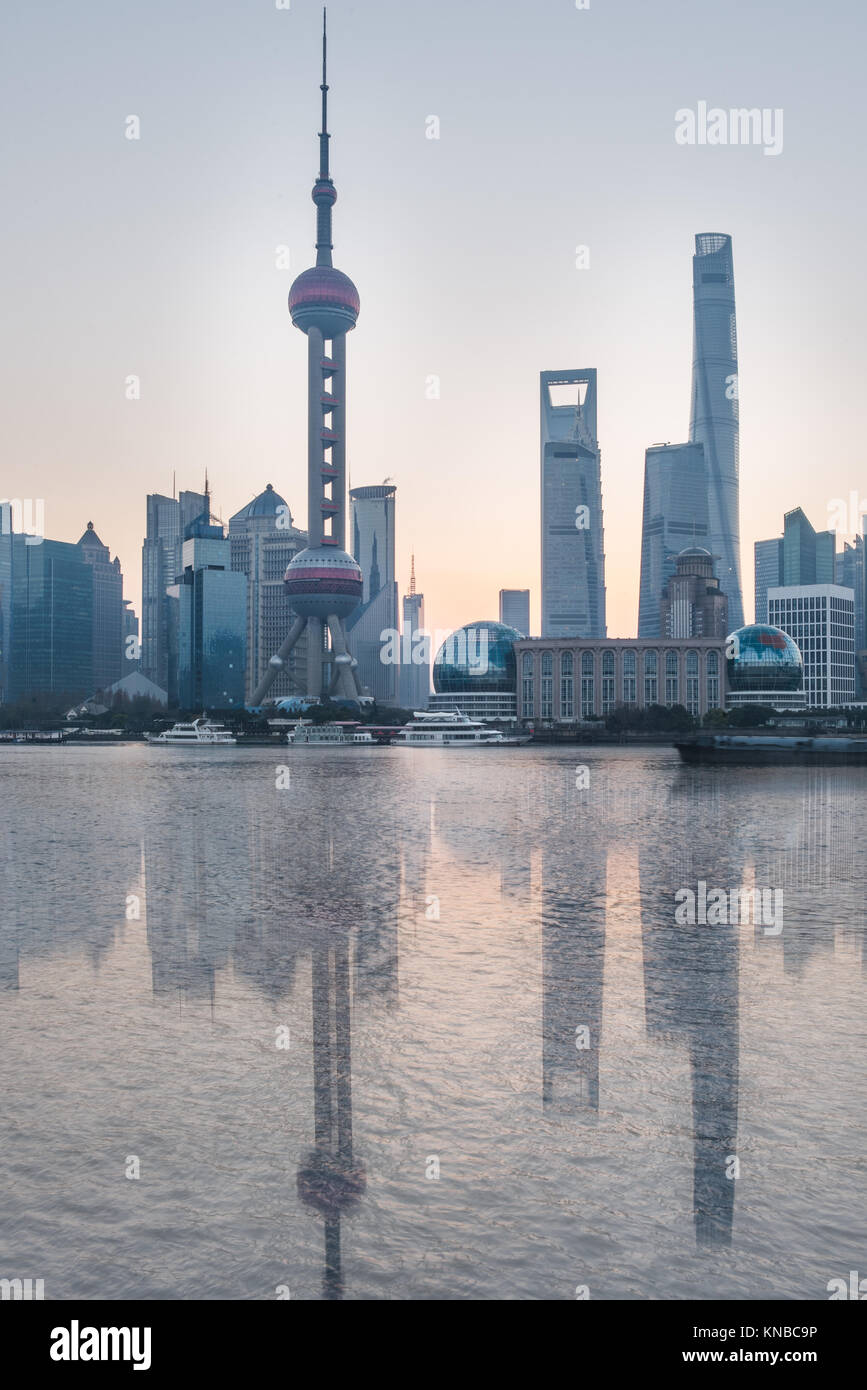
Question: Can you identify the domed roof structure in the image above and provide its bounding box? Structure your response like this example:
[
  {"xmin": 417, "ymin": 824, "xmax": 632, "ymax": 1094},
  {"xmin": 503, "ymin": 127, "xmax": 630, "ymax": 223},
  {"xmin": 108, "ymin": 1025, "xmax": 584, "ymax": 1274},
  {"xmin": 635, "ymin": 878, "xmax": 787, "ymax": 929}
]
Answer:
[
  {"xmin": 433, "ymin": 621, "xmax": 521, "ymax": 695},
  {"xmin": 726, "ymin": 624, "xmax": 804, "ymax": 692},
  {"xmin": 231, "ymin": 483, "xmax": 290, "ymax": 525}
]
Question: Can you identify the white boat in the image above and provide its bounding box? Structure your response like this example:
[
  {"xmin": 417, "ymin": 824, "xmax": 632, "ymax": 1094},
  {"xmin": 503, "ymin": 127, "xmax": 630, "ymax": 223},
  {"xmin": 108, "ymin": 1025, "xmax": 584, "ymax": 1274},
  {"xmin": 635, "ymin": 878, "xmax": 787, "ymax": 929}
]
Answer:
[
  {"xmin": 394, "ymin": 710, "xmax": 506, "ymax": 746},
  {"xmin": 147, "ymin": 716, "xmax": 237, "ymax": 746},
  {"xmin": 287, "ymin": 722, "xmax": 357, "ymax": 745}
]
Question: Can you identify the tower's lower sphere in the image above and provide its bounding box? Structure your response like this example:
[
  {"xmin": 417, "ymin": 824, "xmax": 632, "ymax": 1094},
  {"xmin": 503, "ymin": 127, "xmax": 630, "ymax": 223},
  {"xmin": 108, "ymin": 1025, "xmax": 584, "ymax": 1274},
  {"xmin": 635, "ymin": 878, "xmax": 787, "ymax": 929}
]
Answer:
[{"xmin": 284, "ymin": 546, "xmax": 363, "ymax": 619}]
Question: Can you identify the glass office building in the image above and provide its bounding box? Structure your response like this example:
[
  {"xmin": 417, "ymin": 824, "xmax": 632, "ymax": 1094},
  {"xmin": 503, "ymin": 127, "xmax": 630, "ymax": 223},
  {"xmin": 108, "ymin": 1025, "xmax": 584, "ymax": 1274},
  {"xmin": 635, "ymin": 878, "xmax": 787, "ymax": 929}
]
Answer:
[
  {"xmin": 753, "ymin": 537, "xmax": 783, "ymax": 624},
  {"xmin": 0, "ymin": 529, "xmax": 93, "ymax": 701},
  {"xmin": 540, "ymin": 370, "xmax": 606, "ymax": 638},
  {"xmin": 499, "ymin": 589, "xmax": 530, "ymax": 637},
  {"xmin": 176, "ymin": 519, "xmax": 247, "ymax": 709},
  {"xmin": 348, "ymin": 484, "xmax": 399, "ymax": 704},
  {"xmin": 141, "ymin": 490, "xmax": 208, "ymax": 703},
  {"xmin": 638, "ymin": 442, "xmax": 710, "ymax": 637}
]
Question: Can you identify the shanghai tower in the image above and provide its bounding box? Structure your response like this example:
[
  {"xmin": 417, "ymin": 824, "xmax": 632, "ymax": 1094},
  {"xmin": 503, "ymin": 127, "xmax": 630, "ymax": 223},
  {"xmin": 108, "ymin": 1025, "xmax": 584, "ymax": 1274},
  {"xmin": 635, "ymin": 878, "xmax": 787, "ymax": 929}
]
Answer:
[
  {"xmin": 252, "ymin": 10, "xmax": 366, "ymax": 706},
  {"xmin": 688, "ymin": 233, "xmax": 743, "ymax": 630}
]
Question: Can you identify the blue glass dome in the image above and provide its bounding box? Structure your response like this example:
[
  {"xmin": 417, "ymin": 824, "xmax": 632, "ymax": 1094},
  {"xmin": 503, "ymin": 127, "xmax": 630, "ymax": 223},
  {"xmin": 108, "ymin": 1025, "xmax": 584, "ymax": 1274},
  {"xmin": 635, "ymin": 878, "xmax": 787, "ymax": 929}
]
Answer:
[
  {"xmin": 726, "ymin": 624, "xmax": 804, "ymax": 692},
  {"xmin": 433, "ymin": 621, "xmax": 521, "ymax": 694}
]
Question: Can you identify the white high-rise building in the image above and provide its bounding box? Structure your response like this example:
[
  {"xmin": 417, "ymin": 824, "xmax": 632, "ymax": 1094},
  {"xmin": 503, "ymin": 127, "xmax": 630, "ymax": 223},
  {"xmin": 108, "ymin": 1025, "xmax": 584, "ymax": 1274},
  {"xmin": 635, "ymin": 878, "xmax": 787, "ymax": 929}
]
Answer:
[{"xmin": 768, "ymin": 584, "xmax": 855, "ymax": 707}]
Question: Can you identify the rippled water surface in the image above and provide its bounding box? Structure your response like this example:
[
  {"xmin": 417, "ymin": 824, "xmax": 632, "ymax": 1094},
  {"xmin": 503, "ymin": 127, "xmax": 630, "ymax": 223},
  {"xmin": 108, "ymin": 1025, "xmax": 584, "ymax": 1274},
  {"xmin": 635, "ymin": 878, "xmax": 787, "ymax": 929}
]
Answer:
[{"xmin": 1, "ymin": 743, "xmax": 864, "ymax": 1299}]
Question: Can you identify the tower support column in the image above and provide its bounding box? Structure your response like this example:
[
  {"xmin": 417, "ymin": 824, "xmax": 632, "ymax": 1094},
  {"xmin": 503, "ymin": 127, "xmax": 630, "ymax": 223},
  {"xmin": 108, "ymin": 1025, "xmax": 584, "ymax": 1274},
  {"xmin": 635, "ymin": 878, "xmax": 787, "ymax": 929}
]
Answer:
[
  {"xmin": 308, "ymin": 327, "xmax": 325, "ymax": 543},
  {"xmin": 331, "ymin": 333, "xmax": 347, "ymax": 550},
  {"xmin": 307, "ymin": 617, "xmax": 324, "ymax": 697}
]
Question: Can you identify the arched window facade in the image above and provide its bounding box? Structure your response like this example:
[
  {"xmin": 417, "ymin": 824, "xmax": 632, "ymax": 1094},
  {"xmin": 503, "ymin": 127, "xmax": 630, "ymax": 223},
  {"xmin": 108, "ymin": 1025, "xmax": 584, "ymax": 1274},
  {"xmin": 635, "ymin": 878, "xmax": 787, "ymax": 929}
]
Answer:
[
  {"xmin": 685, "ymin": 649, "xmax": 699, "ymax": 715},
  {"xmin": 581, "ymin": 650, "xmax": 595, "ymax": 718},
  {"xmin": 602, "ymin": 649, "xmax": 615, "ymax": 714},
  {"xmin": 665, "ymin": 650, "xmax": 679, "ymax": 706},
  {"xmin": 622, "ymin": 649, "xmax": 637, "ymax": 704},
  {"xmin": 521, "ymin": 651, "xmax": 534, "ymax": 719},
  {"xmin": 560, "ymin": 651, "xmax": 574, "ymax": 720},
  {"xmin": 644, "ymin": 649, "xmax": 658, "ymax": 706},
  {"xmin": 707, "ymin": 649, "xmax": 720, "ymax": 709},
  {"xmin": 540, "ymin": 650, "xmax": 553, "ymax": 719}
]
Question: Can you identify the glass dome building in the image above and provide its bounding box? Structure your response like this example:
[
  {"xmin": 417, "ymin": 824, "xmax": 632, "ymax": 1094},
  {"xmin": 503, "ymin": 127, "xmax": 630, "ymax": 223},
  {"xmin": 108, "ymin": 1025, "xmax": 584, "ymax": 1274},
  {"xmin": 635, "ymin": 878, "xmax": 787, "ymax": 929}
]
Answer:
[
  {"xmin": 428, "ymin": 620, "xmax": 521, "ymax": 721},
  {"xmin": 725, "ymin": 624, "xmax": 805, "ymax": 708}
]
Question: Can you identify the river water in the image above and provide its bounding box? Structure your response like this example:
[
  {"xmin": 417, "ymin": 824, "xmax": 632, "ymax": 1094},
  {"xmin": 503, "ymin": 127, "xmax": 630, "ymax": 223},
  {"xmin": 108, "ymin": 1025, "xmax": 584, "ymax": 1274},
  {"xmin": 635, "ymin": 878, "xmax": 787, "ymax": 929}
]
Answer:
[{"xmin": 0, "ymin": 743, "xmax": 863, "ymax": 1299}]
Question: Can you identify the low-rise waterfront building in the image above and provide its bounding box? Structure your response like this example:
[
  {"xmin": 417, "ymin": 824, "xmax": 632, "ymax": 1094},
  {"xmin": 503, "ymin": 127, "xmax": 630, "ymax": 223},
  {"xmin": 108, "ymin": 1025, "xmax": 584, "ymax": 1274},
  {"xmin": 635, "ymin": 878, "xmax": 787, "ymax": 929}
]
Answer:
[{"xmin": 514, "ymin": 636, "xmax": 726, "ymax": 723}]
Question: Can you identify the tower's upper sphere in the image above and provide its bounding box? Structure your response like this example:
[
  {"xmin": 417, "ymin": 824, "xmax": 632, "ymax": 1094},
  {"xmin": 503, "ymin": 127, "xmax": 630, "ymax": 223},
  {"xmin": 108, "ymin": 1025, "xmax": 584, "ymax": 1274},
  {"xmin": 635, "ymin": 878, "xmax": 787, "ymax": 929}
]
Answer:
[
  {"xmin": 288, "ymin": 266, "xmax": 360, "ymax": 338},
  {"xmin": 284, "ymin": 545, "xmax": 363, "ymax": 619}
]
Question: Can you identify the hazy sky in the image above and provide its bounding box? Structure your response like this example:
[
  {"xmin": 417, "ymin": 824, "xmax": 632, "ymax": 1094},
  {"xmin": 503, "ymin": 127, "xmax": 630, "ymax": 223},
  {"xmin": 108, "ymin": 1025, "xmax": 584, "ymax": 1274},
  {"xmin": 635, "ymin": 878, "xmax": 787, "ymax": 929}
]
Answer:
[{"xmin": 2, "ymin": 0, "xmax": 865, "ymax": 640}]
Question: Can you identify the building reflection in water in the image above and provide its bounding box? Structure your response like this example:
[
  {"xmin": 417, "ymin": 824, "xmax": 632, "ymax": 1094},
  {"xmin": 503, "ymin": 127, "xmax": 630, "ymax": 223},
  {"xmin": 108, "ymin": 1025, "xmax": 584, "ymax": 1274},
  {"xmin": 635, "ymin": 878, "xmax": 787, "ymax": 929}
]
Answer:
[
  {"xmin": 2, "ymin": 750, "xmax": 864, "ymax": 1291},
  {"xmin": 642, "ymin": 772, "xmax": 743, "ymax": 1248}
]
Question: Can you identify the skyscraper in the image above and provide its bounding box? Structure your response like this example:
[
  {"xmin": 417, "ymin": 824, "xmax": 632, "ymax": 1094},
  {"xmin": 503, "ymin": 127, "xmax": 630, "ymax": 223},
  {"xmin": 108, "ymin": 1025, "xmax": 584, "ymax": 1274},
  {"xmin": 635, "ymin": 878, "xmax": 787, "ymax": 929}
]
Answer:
[
  {"xmin": 783, "ymin": 507, "xmax": 835, "ymax": 585},
  {"xmin": 660, "ymin": 547, "xmax": 728, "ymax": 639},
  {"xmin": 637, "ymin": 442, "xmax": 709, "ymax": 637},
  {"xmin": 0, "ymin": 527, "xmax": 92, "ymax": 701},
  {"xmin": 499, "ymin": 589, "xmax": 530, "ymax": 637},
  {"xmin": 399, "ymin": 555, "xmax": 428, "ymax": 711},
  {"xmin": 252, "ymin": 14, "xmax": 366, "ymax": 706},
  {"xmin": 348, "ymin": 483, "xmax": 398, "ymax": 704},
  {"xmin": 754, "ymin": 537, "xmax": 783, "ymax": 624},
  {"xmin": 229, "ymin": 484, "xmax": 309, "ymax": 702},
  {"xmin": 689, "ymin": 233, "xmax": 743, "ymax": 629},
  {"xmin": 77, "ymin": 521, "xmax": 123, "ymax": 692},
  {"xmin": 176, "ymin": 511, "xmax": 247, "ymax": 710},
  {"xmin": 836, "ymin": 530, "xmax": 866, "ymax": 694},
  {"xmin": 122, "ymin": 599, "xmax": 140, "ymax": 671},
  {"xmin": 755, "ymin": 507, "xmax": 838, "ymax": 623},
  {"xmin": 141, "ymin": 489, "xmax": 207, "ymax": 702},
  {"xmin": 540, "ymin": 369, "xmax": 606, "ymax": 638}
]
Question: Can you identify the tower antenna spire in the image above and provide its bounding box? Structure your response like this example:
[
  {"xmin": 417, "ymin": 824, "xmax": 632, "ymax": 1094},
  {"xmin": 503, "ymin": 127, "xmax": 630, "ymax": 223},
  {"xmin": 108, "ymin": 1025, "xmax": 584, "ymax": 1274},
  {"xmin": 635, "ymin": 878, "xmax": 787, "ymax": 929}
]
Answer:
[
  {"xmin": 312, "ymin": 6, "xmax": 336, "ymax": 265},
  {"xmin": 320, "ymin": 7, "xmax": 329, "ymax": 178}
]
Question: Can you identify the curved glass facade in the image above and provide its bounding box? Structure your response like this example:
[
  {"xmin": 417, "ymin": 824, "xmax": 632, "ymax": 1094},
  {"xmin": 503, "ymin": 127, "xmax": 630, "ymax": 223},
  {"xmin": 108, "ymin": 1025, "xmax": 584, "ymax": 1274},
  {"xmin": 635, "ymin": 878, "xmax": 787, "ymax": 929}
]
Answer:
[
  {"xmin": 726, "ymin": 624, "xmax": 803, "ymax": 692},
  {"xmin": 433, "ymin": 621, "xmax": 521, "ymax": 694}
]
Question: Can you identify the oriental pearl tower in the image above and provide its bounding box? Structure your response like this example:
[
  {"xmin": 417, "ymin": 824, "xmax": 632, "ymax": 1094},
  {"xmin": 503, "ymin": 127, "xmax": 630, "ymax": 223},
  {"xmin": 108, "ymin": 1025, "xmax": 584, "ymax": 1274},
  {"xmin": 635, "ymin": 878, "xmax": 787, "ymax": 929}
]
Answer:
[{"xmin": 252, "ymin": 10, "xmax": 366, "ymax": 706}]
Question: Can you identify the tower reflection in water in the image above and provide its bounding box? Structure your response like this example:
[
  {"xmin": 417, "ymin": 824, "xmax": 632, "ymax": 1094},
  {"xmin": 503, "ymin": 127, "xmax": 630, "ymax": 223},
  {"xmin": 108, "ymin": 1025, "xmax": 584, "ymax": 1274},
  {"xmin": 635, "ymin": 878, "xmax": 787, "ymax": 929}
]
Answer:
[
  {"xmin": 297, "ymin": 940, "xmax": 365, "ymax": 1299},
  {"xmin": 140, "ymin": 767, "xmax": 401, "ymax": 1298}
]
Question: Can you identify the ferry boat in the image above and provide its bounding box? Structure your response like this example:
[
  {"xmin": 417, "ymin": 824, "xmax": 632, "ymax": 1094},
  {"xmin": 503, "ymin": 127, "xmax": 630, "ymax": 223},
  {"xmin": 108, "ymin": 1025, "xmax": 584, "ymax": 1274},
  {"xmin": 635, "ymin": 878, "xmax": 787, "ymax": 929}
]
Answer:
[
  {"xmin": 287, "ymin": 722, "xmax": 357, "ymax": 745},
  {"xmin": 395, "ymin": 711, "xmax": 506, "ymax": 747},
  {"xmin": 675, "ymin": 733, "xmax": 867, "ymax": 765},
  {"xmin": 147, "ymin": 717, "xmax": 237, "ymax": 746}
]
